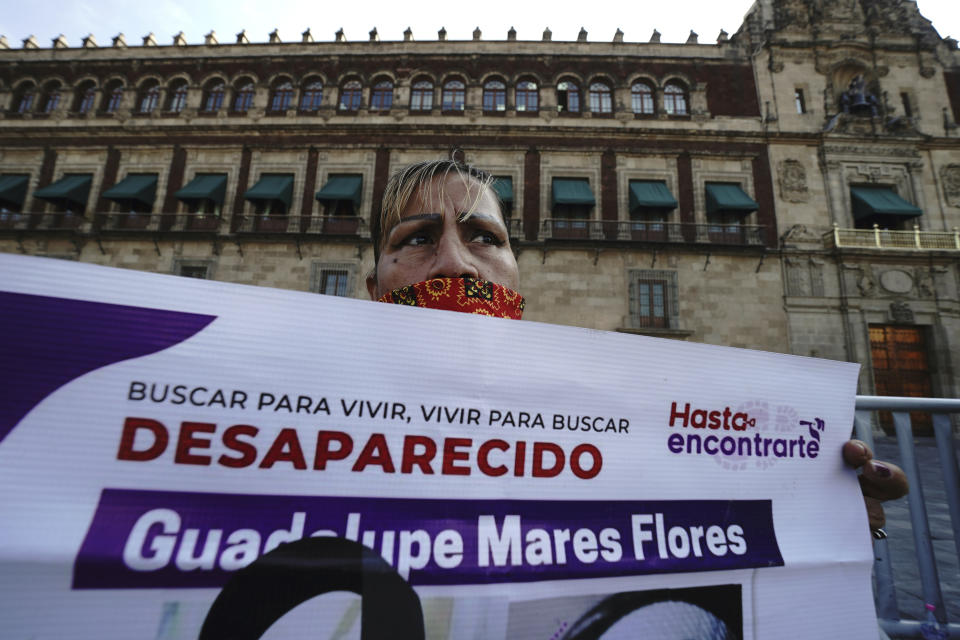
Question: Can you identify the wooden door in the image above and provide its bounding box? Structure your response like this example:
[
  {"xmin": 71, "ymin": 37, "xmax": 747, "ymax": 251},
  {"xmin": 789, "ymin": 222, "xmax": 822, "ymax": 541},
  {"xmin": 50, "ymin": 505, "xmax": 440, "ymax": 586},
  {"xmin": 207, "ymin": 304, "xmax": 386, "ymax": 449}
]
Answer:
[{"xmin": 869, "ymin": 325, "xmax": 933, "ymax": 434}]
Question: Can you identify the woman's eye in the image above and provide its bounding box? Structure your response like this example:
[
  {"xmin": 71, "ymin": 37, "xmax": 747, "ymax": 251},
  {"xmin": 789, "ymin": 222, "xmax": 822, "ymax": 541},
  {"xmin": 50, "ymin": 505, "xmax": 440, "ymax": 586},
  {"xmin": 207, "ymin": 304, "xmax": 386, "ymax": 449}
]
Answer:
[
  {"xmin": 402, "ymin": 232, "xmax": 433, "ymax": 246},
  {"xmin": 471, "ymin": 230, "xmax": 503, "ymax": 245}
]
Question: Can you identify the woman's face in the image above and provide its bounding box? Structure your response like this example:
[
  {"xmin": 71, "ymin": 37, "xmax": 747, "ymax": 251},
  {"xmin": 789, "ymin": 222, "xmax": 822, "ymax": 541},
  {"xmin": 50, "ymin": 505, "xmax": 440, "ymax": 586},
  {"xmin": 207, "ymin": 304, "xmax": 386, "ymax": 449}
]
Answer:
[{"xmin": 367, "ymin": 175, "xmax": 520, "ymax": 299}]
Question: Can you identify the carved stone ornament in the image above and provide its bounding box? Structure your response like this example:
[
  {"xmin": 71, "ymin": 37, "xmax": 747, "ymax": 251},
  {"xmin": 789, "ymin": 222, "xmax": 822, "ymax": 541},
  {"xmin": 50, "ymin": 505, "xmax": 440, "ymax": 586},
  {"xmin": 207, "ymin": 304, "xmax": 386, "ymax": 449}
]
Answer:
[
  {"xmin": 940, "ymin": 164, "xmax": 960, "ymax": 207},
  {"xmin": 889, "ymin": 301, "xmax": 914, "ymax": 324},
  {"xmin": 782, "ymin": 224, "xmax": 819, "ymax": 243},
  {"xmin": 913, "ymin": 267, "xmax": 935, "ymax": 298},
  {"xmin": 778, "ymin": 160, "xmax": 809, "ymax": 202},
  {"xmin": 879, "ymin": 269, "xmax": 913, "ymax": 294},
  {"xmin": 774, "ymin": 0, "xmax": 810, "ymax": 30},
  {"xmin": 857, "ymin": 268, "xmax": 876, "ymax": 297},
  {"xmin": 809, "ymin": 258, "xmax": 825, "ymax": 297},
  {"xmin": 786, "ymin": 258, "xmax": 810, "ymax": 296}
]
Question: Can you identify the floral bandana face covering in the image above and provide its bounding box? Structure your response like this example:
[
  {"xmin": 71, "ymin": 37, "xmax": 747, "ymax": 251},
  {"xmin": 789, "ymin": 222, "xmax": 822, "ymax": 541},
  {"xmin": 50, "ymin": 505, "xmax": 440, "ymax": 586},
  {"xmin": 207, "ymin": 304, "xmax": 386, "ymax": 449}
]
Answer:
[{"xmin": 378, "ymin": 277, "xmax": 525, "ymax": 320}]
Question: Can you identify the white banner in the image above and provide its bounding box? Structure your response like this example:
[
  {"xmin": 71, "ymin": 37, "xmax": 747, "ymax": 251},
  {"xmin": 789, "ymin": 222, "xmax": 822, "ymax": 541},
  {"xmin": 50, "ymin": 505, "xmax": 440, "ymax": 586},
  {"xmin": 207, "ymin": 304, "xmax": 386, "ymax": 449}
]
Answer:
[{"xmin": 0, "ymin": 253, "xmax": 875, "ymax": 639}]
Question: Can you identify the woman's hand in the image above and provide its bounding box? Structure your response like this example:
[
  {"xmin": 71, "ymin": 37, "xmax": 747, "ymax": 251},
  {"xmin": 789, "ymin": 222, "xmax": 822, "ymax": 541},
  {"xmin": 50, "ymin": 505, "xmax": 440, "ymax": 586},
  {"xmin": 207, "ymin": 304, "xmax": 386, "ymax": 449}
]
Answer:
[{"xmin": 842, "ymin": 439, "xmax": 909, "ymax": 534}]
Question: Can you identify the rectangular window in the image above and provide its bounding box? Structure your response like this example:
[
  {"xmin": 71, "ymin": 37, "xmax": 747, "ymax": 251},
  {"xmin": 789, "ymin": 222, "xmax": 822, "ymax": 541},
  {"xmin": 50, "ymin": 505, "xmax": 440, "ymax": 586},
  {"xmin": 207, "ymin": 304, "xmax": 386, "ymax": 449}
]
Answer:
[
  {"xmin": 900, "ymin": 92, "xmax": 913, "ymax": 118},
  {"xmin": 629, "ymin": 270, "xmax": 679, "ymax": 330},
  {"xmin": 175, "ymin": 261, "xmax": 212, "ymax": 279},
  {"xmin": 319, "ymin": 269, "xmax": 349, "ymax": 296},
  {"xmin": 311, "ymin": 262, "xmax": 356, "ymax": 297},
  {"xmin": 794, "ymin": 89, "xmax": 806, "ymax": 114}
]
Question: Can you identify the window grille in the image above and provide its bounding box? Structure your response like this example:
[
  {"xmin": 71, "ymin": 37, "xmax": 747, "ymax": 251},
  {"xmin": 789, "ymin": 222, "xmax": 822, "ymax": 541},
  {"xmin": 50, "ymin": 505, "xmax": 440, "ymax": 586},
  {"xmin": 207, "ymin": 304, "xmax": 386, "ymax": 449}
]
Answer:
[
  {"xmin": 628, "ymin": 270, "xmax": 680, "ymax": 329},
  {"xmin": 311, "ymin": 262, "xmax": 356, "ymax": 297}
]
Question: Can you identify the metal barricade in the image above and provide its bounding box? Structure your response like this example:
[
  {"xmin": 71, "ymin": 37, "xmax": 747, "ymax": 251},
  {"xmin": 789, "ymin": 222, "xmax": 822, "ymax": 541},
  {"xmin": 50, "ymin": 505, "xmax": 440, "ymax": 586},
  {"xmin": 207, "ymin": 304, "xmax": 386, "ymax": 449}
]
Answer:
[{"xmin": 854, "ymin": 396, "xmax": 960, "ymax": 638}]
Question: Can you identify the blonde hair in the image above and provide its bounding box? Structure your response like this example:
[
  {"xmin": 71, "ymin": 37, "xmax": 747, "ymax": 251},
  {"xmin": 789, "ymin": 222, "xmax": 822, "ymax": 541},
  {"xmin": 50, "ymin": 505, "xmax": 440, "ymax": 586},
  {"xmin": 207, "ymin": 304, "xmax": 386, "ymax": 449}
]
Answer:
[{"xmin": 373, "ymin": 160, "xmax": 501, "ymax": 265}]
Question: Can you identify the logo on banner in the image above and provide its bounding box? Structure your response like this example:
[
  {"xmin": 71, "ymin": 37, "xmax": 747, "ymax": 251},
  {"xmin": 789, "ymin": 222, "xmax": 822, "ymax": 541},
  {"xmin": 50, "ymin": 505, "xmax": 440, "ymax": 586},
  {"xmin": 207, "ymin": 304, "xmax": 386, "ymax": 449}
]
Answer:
[{"xmin": 664, "ymin": 400, "xmax": 825, "ymax": 467}]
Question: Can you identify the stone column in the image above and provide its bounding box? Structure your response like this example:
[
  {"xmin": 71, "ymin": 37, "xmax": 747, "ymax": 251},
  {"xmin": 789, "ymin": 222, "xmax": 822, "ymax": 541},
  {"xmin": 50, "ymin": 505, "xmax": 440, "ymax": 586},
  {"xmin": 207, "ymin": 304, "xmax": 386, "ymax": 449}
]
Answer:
[
  {"xmin": 823, "ymin": 161, "xmax": 846, "ymax": 227},
  {"xmin": 907, "ymin": 161, "xmax": 928, "ymax": 230}
]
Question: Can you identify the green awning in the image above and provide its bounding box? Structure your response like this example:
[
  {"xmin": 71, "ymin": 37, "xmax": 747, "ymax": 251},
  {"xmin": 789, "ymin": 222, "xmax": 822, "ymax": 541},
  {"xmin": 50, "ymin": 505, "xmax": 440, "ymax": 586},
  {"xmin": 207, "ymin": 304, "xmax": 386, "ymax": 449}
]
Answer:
[
  {"xmin": 629, "ymin": 181, "xmax": 678, "ymax": 212},
  {"xmin": 850, "ymin": 186, "xmax": 922, "ymax": 221},
  {"xmin": 0, "ymin": 175, "xmax": 29, "ymax": 209},
  {"xmin": 552, "ymin": 178, "xmax": 595, "ymax": 206},
  {"xmin": 316, "ymin": 175, "xmax": 362, "ymax": 209},
  {"xmin": 705, "ymin": 183, "xmax": 758, "ymax": 215},
  {"xmin": 175, "ymin": 174, "xmax": 227, "ymax": 205},
  {"xmin": 245, "ymin": 174, "xmax": 293, "ymax": 208},
  {"xmin": 33, "ymin": 174, "xmax": 92, "ymax": 207},
  {"xmin": 492, "ymin": 176, "xmax": 513, "ymax": 203},
  {"xmin": 102, "ymin": 174, "xmax": 158, "ymax": 207}
]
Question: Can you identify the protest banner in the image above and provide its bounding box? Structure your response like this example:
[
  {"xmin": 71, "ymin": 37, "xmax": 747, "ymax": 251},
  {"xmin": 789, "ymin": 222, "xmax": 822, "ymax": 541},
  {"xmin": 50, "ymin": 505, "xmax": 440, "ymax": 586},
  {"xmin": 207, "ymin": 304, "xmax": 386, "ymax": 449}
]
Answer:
[{"xmin": 0, "ymin": 253, "xmax": 876, "ymax": 638}]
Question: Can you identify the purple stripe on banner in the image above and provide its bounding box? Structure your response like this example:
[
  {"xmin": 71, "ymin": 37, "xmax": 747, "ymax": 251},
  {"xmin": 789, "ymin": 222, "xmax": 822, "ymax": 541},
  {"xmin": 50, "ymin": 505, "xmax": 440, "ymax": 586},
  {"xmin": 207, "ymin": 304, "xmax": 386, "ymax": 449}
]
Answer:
[
  {"xmin": 73, "ymin": 489, "xmax": 783, "ymax": 589},
  {"xmin": 0, "ymin": 291, "xmax": 215, "ymax": 444}
]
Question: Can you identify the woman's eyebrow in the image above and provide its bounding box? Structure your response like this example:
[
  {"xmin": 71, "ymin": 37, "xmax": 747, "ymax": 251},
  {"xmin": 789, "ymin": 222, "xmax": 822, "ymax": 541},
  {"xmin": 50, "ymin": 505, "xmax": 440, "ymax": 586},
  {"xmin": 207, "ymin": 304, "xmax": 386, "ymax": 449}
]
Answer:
[
  {"xmin": 456, "ymin": 211, "xmax": 505, "ymax": 226},
  {"xmin": 394, "ymin": 213, "xmax": 443, "ymax": 226}
]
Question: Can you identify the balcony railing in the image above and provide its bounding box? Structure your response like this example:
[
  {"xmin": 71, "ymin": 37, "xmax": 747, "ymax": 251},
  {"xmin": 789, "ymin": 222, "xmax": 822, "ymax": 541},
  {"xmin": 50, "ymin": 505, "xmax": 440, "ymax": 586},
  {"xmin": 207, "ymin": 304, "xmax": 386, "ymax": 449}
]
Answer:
[
  {"xmin": 236, "ymin": 215, "xmax": 369, "ymax": 237},
  {"xmin": 3, "ymin": 212, "xmax": 768, "ymax": 247},
  {"xmin": 506, "ymin": 217, "xmax": 523, "ymax": 240},
  {"xmin": 0, "ymin": 211, "xmax": 87, "ymax": 231},
  {"xmin": 95, "ymin": 213, "xmax": 228, "ymax": 233},
  {"xmin": 0, "ymin": 212, "xmax": 377, "ymax": 237},
  {"xmin": 825, "ymin": 223, "xmax": 960, "ymax": 251},
  {"xmin": 540, "ymin": 219, "xmax": 765, "ymax": 245}
]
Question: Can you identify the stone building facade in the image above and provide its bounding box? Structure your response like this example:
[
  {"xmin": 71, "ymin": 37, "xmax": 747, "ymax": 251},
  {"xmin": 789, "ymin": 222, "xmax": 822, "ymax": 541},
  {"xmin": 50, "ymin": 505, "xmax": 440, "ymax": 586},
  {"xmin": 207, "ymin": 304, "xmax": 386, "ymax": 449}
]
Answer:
[{"xmin": 1, "ymin": 0, "xmax": 958, "ymax": 404}]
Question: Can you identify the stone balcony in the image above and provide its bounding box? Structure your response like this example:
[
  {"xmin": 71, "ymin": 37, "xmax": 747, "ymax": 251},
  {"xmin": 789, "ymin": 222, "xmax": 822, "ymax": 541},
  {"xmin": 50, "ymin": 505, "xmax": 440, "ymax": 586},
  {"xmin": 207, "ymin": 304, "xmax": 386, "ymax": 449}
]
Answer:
[{"xmin": 824, "ymin": 224, "xmax": 960, "ymax": 251}]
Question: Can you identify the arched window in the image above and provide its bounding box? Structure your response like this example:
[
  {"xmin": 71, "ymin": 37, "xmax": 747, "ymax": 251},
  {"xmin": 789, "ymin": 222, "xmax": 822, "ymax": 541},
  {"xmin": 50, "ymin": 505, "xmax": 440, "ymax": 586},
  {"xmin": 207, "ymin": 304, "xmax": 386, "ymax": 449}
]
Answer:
[
  {"xmin": 41, "ymin": 82, "xmax": 62, "ymax": 114},
  {"xmin": 202, "ymin": 80, "xmax": 225, "ymax": 113},
  {"xmin": 557, "ymin": 80, "xmax": 580, "ymax": 113},
  {"xmin": 664, "ymin": 82, "xmax": 688, "ymax": 115},
  {"xmin": 410, "ymin": 79, "xmax": 433, "ymax": 111},
  {"xmin": 167, "ymin": 80, "xmax": 188, "ymax": 113},
  {"xmin": 299, "ymin": 79, "xmax": 323, "ymax": 112},
  {"xmin": 631, "ymin": 81, "xmax": 655, "ymax": 115},
  {"xmin": 270, "ymin": 80, "xmax": 294, "ymax": 112},
  {"xmin": 13, "ymin": 83, "xmax": 36, "ymax": 114},
  {"xmin": 103, "ymin": 81, "xmax": 125, "ymax": 113},
  {"xmin": 442, "ymin": 79, "xmax": 465, "ymax": 112},
  {"xmin": 589, "ymin": 82, "xmax": 612, "ymax": 114},
  {"xmin": 74, "ymin": 81, "xmax": 97, "ymax": 114},
  {"xmin": 370, "ymin": 80, "xmax": 393, "ymax": 111},
  {"xmin": 339, "ymin": 80, "xmax": 362, "ymax": 112},
  {"xmin": 137, "ymin": 80, "xmax": 160, "ymax": 114},
  {"xmin": 516, "ymin": 80, "xmax": 539, "ymax": 112},
  {"xmin": 483, "ymin": 80, "xmax": 506, "ymax": 112},
  {"xmin": 233, "ymin": 80, "xmax": 255, "ymax": 113}
]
